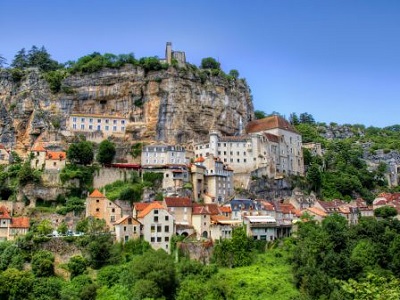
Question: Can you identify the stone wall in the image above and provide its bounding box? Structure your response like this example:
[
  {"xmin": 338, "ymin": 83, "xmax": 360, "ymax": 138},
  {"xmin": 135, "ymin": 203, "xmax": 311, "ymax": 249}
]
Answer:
[{"xmin": 93, "ymin": 167, "xmax": 137, "ymax": 188}]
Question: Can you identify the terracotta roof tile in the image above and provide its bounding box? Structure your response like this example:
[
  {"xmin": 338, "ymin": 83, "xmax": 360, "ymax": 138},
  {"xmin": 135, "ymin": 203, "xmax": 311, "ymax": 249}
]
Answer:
[
  {"xmin": 89, "ymin": 189, "xmax": 106, "ymax": 198},
  {"xmin": 195, "ymin": 156, "xmax": 205, "ymax": 163},
  {"xmin": 305, "ymin": 207, "xmax": 327, "ymax": 217},
  {"xmin": 246, "ymin": 115, "xmax": 297, "ymax": 134},
  {"xmin": 114, "ymin": 215, "xmax": 141, "ymax": 225},
  {"xmin": 10, "ymin": 217, "xmax": 30, "ymax": 228},
  {"xmin": 134, "ymin": 202, "xmax": 151, "ymax": 212},
  {"xmin": 0, "ymin": 206, "xmax": 11, "ymax": 219},
  {"xmin": 192, "ymin": 205, "xmax": 211, "ymax": 215},
  {"xmin": 0, "ymin": 144, "xmax": 5, "ymax": 150},
  {"xmin": 264, "ymin": 133, "xmax": 279, "ymax": 143},
  {"xmin": 205, "ymin": 204, "xmax": 220, "ymax": 215},
  {"xmin": 138, "ymin": 202, "xmax": 165, "ymax": 218},
  {"xmin": 46, "ymin": 151, "xmax": 66, "ymax": 160},
  {"xmin": 219, "ymin": 206, "xmax": 232, "ymax": 213},
  {"xmin": 164, "ymin": 197, "xmax": 192, "ymax": 207}
]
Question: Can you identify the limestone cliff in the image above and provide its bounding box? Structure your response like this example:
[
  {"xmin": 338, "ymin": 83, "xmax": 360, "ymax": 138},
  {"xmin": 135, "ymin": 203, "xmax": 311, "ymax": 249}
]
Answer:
[{"xmin": 0, "ymin": 65, "xmax": 254, "ymax": 152}]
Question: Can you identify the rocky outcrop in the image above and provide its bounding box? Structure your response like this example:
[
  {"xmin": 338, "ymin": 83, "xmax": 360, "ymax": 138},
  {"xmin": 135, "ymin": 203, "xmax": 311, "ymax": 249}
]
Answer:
[{"xmin": 0, "ymin": 65, "xmax": 254, "ymax": 153}]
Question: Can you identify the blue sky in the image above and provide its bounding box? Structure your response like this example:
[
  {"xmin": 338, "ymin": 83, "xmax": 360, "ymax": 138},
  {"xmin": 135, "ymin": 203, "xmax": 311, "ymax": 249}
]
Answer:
[{"xmin": 2, "ymin": 0, "xmax": 400, "ymax": 127}]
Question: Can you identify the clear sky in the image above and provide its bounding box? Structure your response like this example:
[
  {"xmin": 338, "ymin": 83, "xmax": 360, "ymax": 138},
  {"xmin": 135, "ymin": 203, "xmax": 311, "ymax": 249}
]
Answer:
[{"xmin": 2, "ymin": 0, "xmax": 400, "ymax": 128}]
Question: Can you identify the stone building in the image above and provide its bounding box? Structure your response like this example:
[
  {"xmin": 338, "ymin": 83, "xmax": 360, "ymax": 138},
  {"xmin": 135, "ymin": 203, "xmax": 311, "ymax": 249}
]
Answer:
[
  {"xmin": 137, "ymin": 202, "xmax": 175, "ymax": 253},
  {"xmin": 246, "ymin": 115, "xmax": 304, "ymax": 177},
  {"xmin": 85, "ymin": 189, "xmax": 122, "ymax": 230},
  {"xmin": 68, "ymin": 114, "xmax": 127, "ymax": 138},
  {"xmin": 114, "ymin": 215, "xmax": 142, "ymax": 243}
]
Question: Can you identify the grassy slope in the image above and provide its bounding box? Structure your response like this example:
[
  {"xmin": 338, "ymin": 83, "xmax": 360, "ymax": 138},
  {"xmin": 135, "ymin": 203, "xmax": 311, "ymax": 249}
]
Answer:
[{"xmin": 216, "ymin": 249, "xmax": 299, "ymax": 300}]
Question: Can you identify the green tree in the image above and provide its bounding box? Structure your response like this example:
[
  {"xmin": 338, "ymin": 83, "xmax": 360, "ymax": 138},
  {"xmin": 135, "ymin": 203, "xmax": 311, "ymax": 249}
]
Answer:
[
  {"xmin": 96, "ymin": 140, "xmax": 116, "ymax": 165},
  {"xmin": 375, "ymin": 206, "xmax": 398, "ymax": 218},
  {"xmin": 228, "ymin": 69, "xmax": 239, "ymax": 78},
  {"xmin": 0, "ymin": 55, "xmax": 6, "ymax": 68},
  {"xmin": 32, "ymin": 277, "xmax": 64, "ymax": 300},
  {"xmin": 254, "ymin": 110, "xmax": 266, "ymax": 120},
  {"xmin": 306, "ymin": 163, "xmax": 322, "ymax": 193},
  {"xmin": 37, "ymin": 219, "xmax": 53, "ymax": 235},
  {"xmin": 67, "ymin": 255, "xmax": 87, "ymax": 279},
  {"xmin": 11, "ymin": 48, "xmax": 28, "ymax": 69},
  {"xmin": 58, "ymin": 221, "xmax": 68, "ymax": 235},
  {"xmin": 31, "ymin": 250, "xmax": 55, "ymax": 277},
  {"xmin": 0, "ymin": 268, "xmax": 34, "ymax": 300},
  {"xmin": 200, "ymin": 57, "xmax": 220, "ymax": 69},
  {"xmin": 67, "ymin": 141, "xmax": 94, "ymax": 165},
  {"xmin": 289, "ymin": 112, "xmax": 300, "ymax": 125}
]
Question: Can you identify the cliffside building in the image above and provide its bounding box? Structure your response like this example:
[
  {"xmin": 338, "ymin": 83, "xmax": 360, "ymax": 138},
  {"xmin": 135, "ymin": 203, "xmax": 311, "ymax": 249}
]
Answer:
[
  {"xmin": 85, "ymin": 189, "xmax": 122, "ymax": 230},
  {"xmin": 141, "ymin": 145, "xmax": 189, "ymax": 195},
  {"xmin": 68, "ymin": 114, "xmax": 127, "ymax": 138}
]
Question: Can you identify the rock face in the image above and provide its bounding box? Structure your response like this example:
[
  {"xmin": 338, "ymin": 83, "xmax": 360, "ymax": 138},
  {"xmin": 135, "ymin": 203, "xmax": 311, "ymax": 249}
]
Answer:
[{"xmin": 0, "ymin": 65, "xmax": 254, "ymax": 152}]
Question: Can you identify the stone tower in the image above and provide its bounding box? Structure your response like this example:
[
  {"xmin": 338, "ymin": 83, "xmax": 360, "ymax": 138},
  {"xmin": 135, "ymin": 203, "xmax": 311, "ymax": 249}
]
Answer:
[{"xmin": 165, "ymin": 42, "xmax": 172, "ymax": 64}]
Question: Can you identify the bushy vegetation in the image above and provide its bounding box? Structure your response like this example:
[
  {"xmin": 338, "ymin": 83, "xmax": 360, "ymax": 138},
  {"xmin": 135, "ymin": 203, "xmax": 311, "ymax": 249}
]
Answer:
[{"xmin": 291, "ymin": 214, "xmax": 400, "ymax": 299}]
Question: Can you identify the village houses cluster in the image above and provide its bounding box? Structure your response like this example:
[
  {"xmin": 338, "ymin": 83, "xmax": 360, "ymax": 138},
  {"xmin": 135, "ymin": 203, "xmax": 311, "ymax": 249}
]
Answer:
[{"xmin": 0, "ymin": 114, "xmax": 398, "ymax": 251}]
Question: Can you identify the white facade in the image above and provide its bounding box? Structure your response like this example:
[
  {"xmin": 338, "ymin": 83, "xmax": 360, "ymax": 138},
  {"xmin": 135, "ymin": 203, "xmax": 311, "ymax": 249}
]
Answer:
[
  {"xmin": 141, "ymin": 145, "xmax": 187, "ymax": 166},
  {"xmin": 138, "ymin": 203, "xmax": 175, "ymax": 253},
  {"xmin": 68, "ymin": 114, "xmax": 126, "ymax": 137}
]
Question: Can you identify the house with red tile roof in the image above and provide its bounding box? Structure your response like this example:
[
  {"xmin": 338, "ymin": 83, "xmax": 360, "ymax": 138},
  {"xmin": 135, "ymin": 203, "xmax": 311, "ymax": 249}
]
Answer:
[
  {"xmin": 0, "ymin": 206, "xmax": 30, "ymax": 241},
  {"xmin": 30, "ymin": 144, "xmax": 47, "ymax": 169},
  {"xmin": 114, "ymin": 215, "xmax": 142, "ymax": 243},
  {"xmin": 192, "ymin": 204, "xmax": 212, "ymax": 239},
  {"xmin": 210, "ymin": 215, "xmax": 242, "ymax": 240},
  {"xmin": 85, "ymin": 189, "xmax": 122, "ymax": 230},
  {"xmin": 45, "ymin": 151, "xmax": 67, "ymax": 170},
  {"xmin": 137, "ymin": 202, "xmax": 175, "ymax": 253},
  {"xmin": 8, "ymin": 217, "xmax": 30, "ymax": 240},
  {"xmin": 163, "ymin": 197, "xmax": 192, "ymax": 226}
]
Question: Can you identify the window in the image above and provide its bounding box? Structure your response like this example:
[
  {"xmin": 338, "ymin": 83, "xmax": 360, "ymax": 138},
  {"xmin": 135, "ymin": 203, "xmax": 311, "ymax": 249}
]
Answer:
[
  {"xmin": 105, "ymin": 125, "xmax": 109, "ymax": 131},
  {"xmin": 154, "ymin": 210, "xmax": 159, "ymax": 214},
  {"xmin": 89, "ymin": 125, "xmax": 93, "ymax": 130},
  {"xmin": 164, "ymin": 225, "xmax": 169, "ymax": 232},
  {"xmin": 165, "ymin": 236, "xmax": 169, "ymax": 242},
  {"xmin": 125, "ymin": 236, "xmax": 129, "ymax": 242},
  {"xmin": 112, "ymin": 208, "xmax": 115, "ymax": 213},
  {"xmin": 157, "ymin": 225, "xmax": 162, "ymax": 232},
  {"xmin": 89, "ymin": 118, "xmax": 93, "ymax": 123},
  {"xmin": 53, "ymin": 162, "xmax": 56, "ymax": 166},
  {"xmin": 154, "ymin": 216, "xmax": 159, "ymax": 222},
  {"xmin": 151, "ymin": 225, "xmax": 155, "ymax": 232},
  {"xmin": 113, "ymin": 119, "xmax": 117, "ymax": 124},
  {"xmin": 97, "ymin": 125, "xmax": 101, "ymax": 130},
  {"xmin": 151, "ymin": 237, "xmax": 155, "ymax": 242},
  {"xmin": 96, "ymin": 199, "xmax": 99, "ymax": 203},
  {"xmin": 157, "ymin": 237, "xmax": 162, "ymax": 242},
  {"xmin": 121, "ymin": 120, "xmax": 125, "ymax": 125},
  {"xmin": 96, "ymin": 208, "xmax": 100, "ymax": 212},
  {"xmin": 165, "ymin": 216, "xmax": 169, "ymax": 221},
  {"xmin": 73, "ymin": 124, "xmax": 77, "ymax": 129},
  {"xmin": 73, "ymin": 117, "xmax": 77, "ymax": 122},
  {"xmin": 105, "ymin": 119, "xmax": 109, "ymax": 124},
  {"xmin": 111, "ymin": 216, "xmax": 115, "ymax": 222},
  {"xmin": 121, "ymin": 126, "xmax": 125, "ymax": 131},
  {"xmin": 97, "ymin": 119, "xmax": 101, "ymax": 123},
  {"xmin": 81, "ymin": 118, "xmax": 85, "ymax": 122},
  {"xmin": 124, "ymin": 226, "xmax": 127, "ymax": 231},
  {"xmin": 113, "ymin": 126, "xmax": 117, "ymax": 131},
  {"xmin": 80, "ymin": 124, "xmax": 85, "ymax": 130}
]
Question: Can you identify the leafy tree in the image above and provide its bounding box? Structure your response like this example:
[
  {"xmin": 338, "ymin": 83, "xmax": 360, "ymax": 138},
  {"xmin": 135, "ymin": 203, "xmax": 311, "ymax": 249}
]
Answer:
[
  {"xmin": 86, "ymin": 234, "xmax": 114, "ymax": 269},
  {"xmin": 67, "ymin": 141, "xmax": 94, "ymax": 165},
  {"xmin": 200, "ymin": 57, "xmax": 220, "ymax": 70},
  {"xmin": 31, "ymin": 250, "xmax": 55, "ymax": 277},
  {"xmin": 37, "ymin": 219, "xmax": 53, "ymax": 235},
  {"xmin": 57, "ymin": 221, "xmax": 68, "ymax": 235},
  {"xmin": 11, "ymin": 48, "xmax": 28, "ymax": 69},
  {"xmin": 18, "ymin": 161, "xmax": 41, "ymax": 186},
  {"xmin": 120, "ymin": 250, "xmax": 176, "ymax": 299},
  {"xmin": 228, "ymin": 69, "xmax": 239, "ymax": 78},
  {"xmin": 375, "ymin": 206, "xmax": 398, "ymax": 219},
  {"xmin": 67, "ymin": 255, "xmax": 87, "ymax": 279},
  {"xmin": 299, "ymin": 112, "xmax": 315, "ymax": 124},
  {"xmin": 60, "ymin": 274, "xmax": 97, "ymax": 300},
  {"xmin": 289, "ymin": 112, "xmax": 300, "ymax": 125},
  {"xmin": 306, "ymin": 163, "xmax": 322, "ymax": 193},
  {"xmin": 0, "ymin": 243, "xmax": 25, "ymax": 270},
  {"xmin": 32, "ymin": 277, "xmax": 64, "ymax": 300},
  {"xmin": 0, "ymin": 268, "xmax": 34, "ymax": 300},
  {"xmin": 0, "ymin": 55, "xmax": 6, "ymax": 68},
  {"xmin": 254, "ymin": 110, "xmax": 266, "ymax": 120},
  {"xmin": 96, "ymin": 140, "xmax": 116, "ymax": 165},
  {"xmin": 138, "ymin": 56, "xmax": 166, "ymax": 72}
]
